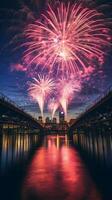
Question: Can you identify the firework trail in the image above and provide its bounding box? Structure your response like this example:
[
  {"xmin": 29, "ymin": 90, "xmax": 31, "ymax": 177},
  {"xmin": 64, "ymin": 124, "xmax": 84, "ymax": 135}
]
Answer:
[
  {"xmin": 23, "ymin": 2, "xmax": 111, "ymax": 76},
  {"xmin": 48, "ymin": 98, "xmax": 59, "ymax": 119},
  {"xmin": 28, "ymin": 75, "xmax": 55, "ymax": 117},
  {"xmin": 58, "ymin": 78, "xmax": 81, "ymax": 118}
]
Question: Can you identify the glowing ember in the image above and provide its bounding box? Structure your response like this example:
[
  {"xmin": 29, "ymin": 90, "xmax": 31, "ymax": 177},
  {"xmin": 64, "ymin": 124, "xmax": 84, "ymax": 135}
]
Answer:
[
  {"xmin": 58, "ymin": 78, "xmax": 81, "ymax": 118},
  {"xmin": 28, "ymin": 75, "xmax": 55, "ymax": 117},
  {"xmin": 48, "ymin": 98, "xmax": 59, "ymax": 119}
]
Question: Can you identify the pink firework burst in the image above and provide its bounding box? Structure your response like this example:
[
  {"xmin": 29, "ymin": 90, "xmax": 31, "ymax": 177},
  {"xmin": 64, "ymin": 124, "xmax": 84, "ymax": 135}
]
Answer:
[
  {"xmin": 58, "ymin": 77, "xmax": 81, "ymax": 118},
  {"xmin": 23, "ymin": 2, "xmax": 111, "ymax": 76},
  {"xmin": 48, "ymin": 98, "xmax": 59, "ymax": 119},
  {"xmin": 28, "ymin": 75, "xmax": 55, "ymax": 117}
]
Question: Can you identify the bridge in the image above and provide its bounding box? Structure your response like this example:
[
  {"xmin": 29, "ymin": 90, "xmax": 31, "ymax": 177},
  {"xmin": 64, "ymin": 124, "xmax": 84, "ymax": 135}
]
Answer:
[
  {"xmin": 0, "ymin": 93, "xmax": 43, "ymax": 133},
  {"xmin": 68, "ymin": 86, "xmax": 112, "ymax": 169},
  {"xmin": 44, "ymin": 122, "xmax": 68, "ymax": 134},
  {"xmin": 69, "ymin": 86, "xmax": 112, "ymax": 134}
]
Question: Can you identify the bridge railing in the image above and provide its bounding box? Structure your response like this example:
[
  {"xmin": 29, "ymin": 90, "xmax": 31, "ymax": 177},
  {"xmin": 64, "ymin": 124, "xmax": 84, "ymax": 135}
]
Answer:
[
  {"xmin": 72, "ymin": 85, "xmax": 112, "ymax": 125},
  {"xmin": 0, "ymin": 92, "xmax": 38, "ymax": 122},
  {"xmin": 84, "ymin": 85, "xmax": 112, "ymax": 114},
  {"xmin": 0, "ymin": 92, "xmax": 24, "ymax": 111}
]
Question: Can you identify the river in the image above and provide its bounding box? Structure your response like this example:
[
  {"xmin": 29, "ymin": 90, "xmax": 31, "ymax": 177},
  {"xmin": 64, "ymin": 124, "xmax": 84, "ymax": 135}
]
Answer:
[{"xmin": 0, "ymin": 132, "xmax": 111, "ymax": 200}]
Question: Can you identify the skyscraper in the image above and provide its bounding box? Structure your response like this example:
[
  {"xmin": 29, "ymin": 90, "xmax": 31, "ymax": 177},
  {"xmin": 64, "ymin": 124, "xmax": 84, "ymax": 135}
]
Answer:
[
  {"xmin": 59, "ymin": 111, "xmax": 65, "ymax": 124},
  {"xmin": 52, "ymin": 117, "xmax": 57, "ymax": 124},
  {"xmin": 45, "ymin": 117, "xmax": 51, "ymax": 124},
  {"xmin": 38, "ymin": 116, "xmax": 43, "ymax": 125}
]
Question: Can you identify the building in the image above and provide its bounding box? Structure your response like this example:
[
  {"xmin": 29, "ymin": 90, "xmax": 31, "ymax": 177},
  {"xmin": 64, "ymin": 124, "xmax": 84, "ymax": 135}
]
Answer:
[
  {"xmin": 52, "ymin": 117, "xmax": 57, "ymax": 124},
  {"xmin": 45, "ymin": 117, "xmax": 51, "ymax": 124},
  {"xmin": 38, "ymin": 116, "xmax": 43, "ymax": 125},
  {"xmin": 58, "ymin": 111, "xmax": 68, "ymax": 132},
  {"xmin": 59, "ymin": 111, "xmax": 65, "ymax": 124},
  {"xmin": 69, "ymin": 119, "xmax": 76, "ymax": 126},
  {"xmin": 45, "ymin": 117, "xmax": 52, "ymax": 130}
]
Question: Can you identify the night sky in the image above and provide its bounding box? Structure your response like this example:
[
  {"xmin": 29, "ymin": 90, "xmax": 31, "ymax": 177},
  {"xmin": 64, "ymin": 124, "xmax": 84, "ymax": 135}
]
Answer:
[{"xmin": 0, "ymin": 0, "xmax": 112, "ymax": 121}]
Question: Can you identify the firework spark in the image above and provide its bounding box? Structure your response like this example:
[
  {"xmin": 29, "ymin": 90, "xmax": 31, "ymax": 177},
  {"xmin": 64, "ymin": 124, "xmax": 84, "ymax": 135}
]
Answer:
[
  {"xmin": 28, "ymin": 75, "xmax": 55, "ymax": 117},
  {"xmin": 58, "ymin": 78, "xmax": 81, "ymax": 118},
  {"xmin": 48, "ymin": 98, "xmax": 59, "ymax": 119},
  {"xmin": 23, "ymin": 2, "xmax": 111, "ymax": 76}
]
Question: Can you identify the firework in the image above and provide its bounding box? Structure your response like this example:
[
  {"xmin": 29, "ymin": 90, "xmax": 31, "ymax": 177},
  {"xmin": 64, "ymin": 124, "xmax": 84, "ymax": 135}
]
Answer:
[
  {"xmin": 23, "ymin": 2, "xmax": 111, "ymax": 76},
  {"xmin": 58, "ymin": 78, "xmax": 81, "ymax": 118},
  {"xmin": 28, "ymin": 75, "xmax": 55, "ymax": 117},
  {"xmin": 48, "ymin": 98, "xmax": 59, "ymax": 119}
]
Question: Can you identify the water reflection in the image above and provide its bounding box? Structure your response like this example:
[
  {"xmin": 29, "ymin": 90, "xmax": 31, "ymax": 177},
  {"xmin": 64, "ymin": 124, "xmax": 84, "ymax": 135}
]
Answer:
[
  {"xmin": 23, "ymin": 135, "xmax": 101, "ymax": 200},
  {"xmin": 0, "ymin": 133, "xmax": 39, "ymax": 172},
  {"xmin": 73, "ymin": 132, "xmax": 112, "ymax": 167}
]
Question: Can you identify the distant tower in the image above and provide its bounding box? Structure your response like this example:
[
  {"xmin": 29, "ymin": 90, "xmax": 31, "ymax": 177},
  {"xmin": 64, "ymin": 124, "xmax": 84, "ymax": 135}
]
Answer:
[
  {"xmin": 52, "ymin": 117, "xmax": 57, "ymax": 124},
  {"xmin": 59, "ymin": 111, "xmax": 65, "ymax": 124},
  {"xmin": 38, "ymin": 116, "xmax": 43, "ymax": 124},
  {"xmin": 45, "ymin": 117, "xmax": 51, "ymax": 124}
]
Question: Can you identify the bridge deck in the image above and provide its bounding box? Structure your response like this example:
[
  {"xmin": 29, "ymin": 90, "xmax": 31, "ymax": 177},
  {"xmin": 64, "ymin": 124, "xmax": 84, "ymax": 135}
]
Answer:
[{"xmin": 0, "ymin": 93, "xmax": 43, "ymax": 130}]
